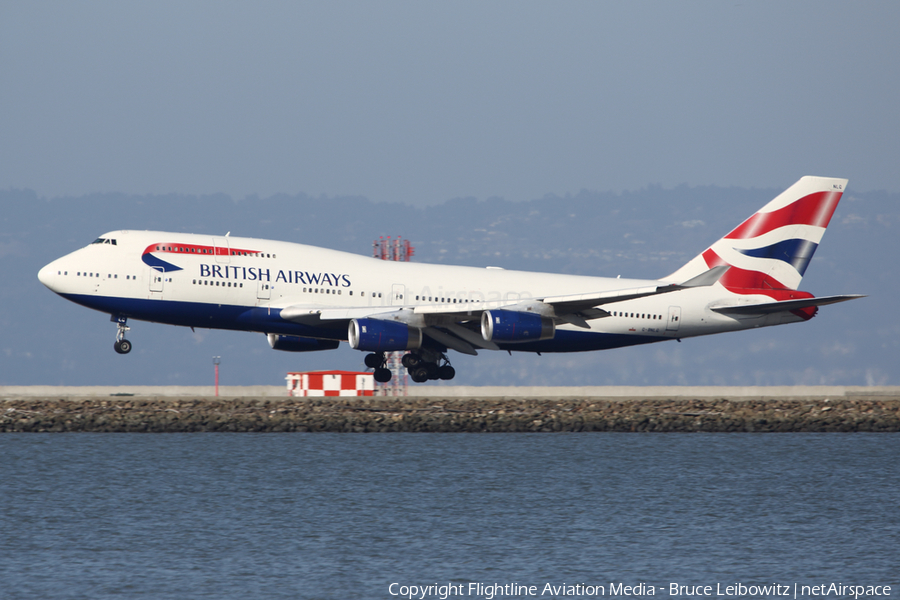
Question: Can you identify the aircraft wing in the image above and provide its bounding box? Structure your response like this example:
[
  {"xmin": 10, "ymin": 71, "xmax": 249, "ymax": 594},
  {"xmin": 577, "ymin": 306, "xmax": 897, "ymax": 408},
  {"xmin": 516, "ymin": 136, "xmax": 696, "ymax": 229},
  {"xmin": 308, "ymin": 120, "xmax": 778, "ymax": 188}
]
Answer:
[
  {"xmin": 279, "ymin": 305, "xmax": 399, "ymax": 324},
  {"xmin": 533, "ymin": 265, "xmax": 730, "ymax": 327},
  {"xmin": 278, "ymin": 266, "xmax": 729, "ymax": 353}
]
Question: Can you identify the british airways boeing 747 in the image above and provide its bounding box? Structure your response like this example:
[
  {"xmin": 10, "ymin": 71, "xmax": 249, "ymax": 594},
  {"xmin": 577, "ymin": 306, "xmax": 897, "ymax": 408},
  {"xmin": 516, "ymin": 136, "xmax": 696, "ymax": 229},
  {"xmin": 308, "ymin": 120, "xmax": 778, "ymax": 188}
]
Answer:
[{"xmin": 37, "ymin": 176, "xmax": 863, "ymax": 383}]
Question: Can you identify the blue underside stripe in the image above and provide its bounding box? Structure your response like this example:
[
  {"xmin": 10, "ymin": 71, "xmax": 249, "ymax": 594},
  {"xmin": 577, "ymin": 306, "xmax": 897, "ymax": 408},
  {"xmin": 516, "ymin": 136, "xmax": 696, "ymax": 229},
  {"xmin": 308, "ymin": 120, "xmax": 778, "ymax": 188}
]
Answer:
[
  {"xmin": 61, "ymin": 294, "xmax": 341, "ymax": 339},
  {"xmin": 60, "ymin": 294, "xmax": 665, "ymax": 353},
  {"xmin": 497, "ymin": 329, "xmax": 663, "ymax": 353}
]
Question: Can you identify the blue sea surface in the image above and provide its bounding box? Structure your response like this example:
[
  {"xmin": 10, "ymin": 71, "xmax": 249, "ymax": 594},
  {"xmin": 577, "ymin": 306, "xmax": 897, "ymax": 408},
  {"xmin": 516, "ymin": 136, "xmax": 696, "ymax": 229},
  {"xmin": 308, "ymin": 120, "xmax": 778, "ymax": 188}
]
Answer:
[{"xmin": 0, "ymin": 434, "xmax": 897, "ymax": 599}]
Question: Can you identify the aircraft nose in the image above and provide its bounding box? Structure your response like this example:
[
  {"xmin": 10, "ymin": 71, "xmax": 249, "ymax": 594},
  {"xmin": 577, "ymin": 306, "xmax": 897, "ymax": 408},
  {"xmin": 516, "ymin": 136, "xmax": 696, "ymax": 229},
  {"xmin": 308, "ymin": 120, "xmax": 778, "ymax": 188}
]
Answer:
[{"xmin": 38, "ymin": 261, "xmax": 59, "ymax": 290}]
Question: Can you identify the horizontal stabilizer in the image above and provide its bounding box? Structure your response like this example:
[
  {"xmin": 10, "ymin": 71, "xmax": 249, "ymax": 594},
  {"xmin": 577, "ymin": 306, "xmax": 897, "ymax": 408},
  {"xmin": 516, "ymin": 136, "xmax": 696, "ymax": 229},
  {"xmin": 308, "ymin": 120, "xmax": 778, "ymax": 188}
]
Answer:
[
  {"xmin": 673, "ymin": 265, "xmax": 730, "ymax": 289},
  {"xmin": 710, "ymin": 294, "xmax": 865, "ymax": 315}
]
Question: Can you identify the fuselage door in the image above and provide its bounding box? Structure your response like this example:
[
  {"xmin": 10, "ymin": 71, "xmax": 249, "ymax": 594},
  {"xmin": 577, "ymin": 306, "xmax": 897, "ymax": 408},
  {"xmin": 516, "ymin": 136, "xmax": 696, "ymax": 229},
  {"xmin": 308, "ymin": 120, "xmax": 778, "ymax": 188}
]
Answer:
[
  {"xmin": 257, "ymin": 280, "xmax": 271, "ymax": 300},
  {"xmin": 149, "ymin": 268, "xmax": 164, "ymax": 292},
  {"xmin": 666, "ymin": 306, "xmax": 682, "ymax": 331},
  {"xmin": 213, "ymin": 237, "xmax": 230, "ymax": 264},
  {"xmin": 391, "ymin": 284, "xmax": 405, "ymax": 306}
]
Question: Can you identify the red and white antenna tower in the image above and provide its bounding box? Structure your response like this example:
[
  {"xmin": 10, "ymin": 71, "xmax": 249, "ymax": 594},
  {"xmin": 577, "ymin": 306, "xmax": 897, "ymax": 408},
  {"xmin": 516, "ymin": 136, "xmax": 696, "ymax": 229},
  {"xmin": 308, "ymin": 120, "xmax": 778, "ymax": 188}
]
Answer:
[{"xmin": 372, "ymin": 235, "xmax": 415, "ymax": 396}]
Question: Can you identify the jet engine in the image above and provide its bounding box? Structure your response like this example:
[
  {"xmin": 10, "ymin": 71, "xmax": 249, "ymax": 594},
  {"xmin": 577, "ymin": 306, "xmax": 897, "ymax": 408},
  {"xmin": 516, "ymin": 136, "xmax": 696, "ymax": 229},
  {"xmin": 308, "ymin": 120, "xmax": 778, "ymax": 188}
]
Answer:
[
  {"xmin": 481, "ymin": 309, "xmax": 555, "ymax": 343},
  {"xmin": 267, "ymin": 333, "xmax": 340, "ymax": 352},
  {"xmin": 348, "ymin": 319, "xmax": 423, "ymax": 352}
]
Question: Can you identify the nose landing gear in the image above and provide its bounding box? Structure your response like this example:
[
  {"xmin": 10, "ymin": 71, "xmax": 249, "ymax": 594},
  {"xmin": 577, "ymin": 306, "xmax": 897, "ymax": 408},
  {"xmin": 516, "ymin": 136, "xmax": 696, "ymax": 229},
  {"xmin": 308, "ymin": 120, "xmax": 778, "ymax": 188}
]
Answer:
[{"xmin": 112, "ymin": 315, "xmax": 132, "ymax": 354}]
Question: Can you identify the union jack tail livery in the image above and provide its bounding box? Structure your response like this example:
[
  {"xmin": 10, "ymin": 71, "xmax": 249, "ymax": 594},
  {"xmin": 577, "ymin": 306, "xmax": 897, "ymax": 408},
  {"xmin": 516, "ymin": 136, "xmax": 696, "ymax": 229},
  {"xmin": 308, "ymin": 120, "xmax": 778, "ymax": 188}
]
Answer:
[
  {"xmin": 665, "ymin": 176, "xmax": 859, "ymax": 321},
  {"xmin": 667, "ymin": 176, "xmax": 847, "ymax": 293}
]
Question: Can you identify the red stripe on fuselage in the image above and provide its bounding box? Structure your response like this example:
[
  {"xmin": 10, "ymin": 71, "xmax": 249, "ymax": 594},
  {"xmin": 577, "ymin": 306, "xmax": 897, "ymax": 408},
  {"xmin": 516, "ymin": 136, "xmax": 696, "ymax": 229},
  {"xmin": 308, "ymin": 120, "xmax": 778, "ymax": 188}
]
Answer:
[
  {"xmin": 141, "ymin": 243, "xmax": 260, "ymax": 257},
  {"xmin": 725, "ymin": 191, "xmax": 842, "ymax": 240}
]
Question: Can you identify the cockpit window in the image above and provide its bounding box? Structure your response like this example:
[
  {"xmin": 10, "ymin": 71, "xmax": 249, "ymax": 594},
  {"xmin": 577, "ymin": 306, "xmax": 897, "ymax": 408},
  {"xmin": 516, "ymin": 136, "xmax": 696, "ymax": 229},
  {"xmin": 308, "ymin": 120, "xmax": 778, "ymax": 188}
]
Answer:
[{"xmin": 91, "ymin": 238, "xmax": 117, "ymax": 245}]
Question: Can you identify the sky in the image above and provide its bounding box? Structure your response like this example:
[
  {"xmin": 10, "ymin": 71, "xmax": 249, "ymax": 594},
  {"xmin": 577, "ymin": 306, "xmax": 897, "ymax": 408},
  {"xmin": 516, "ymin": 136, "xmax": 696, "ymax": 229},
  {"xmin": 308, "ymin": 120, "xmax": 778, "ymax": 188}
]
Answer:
[{"xmin": 2, "ymin": 1, "xmax": 899, "ymax": 205}]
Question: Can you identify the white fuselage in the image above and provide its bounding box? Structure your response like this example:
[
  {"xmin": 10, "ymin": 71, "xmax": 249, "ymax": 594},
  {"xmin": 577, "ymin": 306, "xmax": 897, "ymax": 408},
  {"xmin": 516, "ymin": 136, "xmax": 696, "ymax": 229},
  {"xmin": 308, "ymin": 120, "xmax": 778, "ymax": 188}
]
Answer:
[{"xmin": 38, "ymin": 230, "xmax": 801, "ymax": 354}]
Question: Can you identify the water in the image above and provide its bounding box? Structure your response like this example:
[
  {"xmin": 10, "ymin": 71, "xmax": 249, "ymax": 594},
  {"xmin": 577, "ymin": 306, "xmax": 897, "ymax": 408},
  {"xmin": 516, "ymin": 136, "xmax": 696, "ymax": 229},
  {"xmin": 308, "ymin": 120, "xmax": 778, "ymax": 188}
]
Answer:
[{"xmin": 0, "ymin": 434, "xmax": 897, "ymax": 599}]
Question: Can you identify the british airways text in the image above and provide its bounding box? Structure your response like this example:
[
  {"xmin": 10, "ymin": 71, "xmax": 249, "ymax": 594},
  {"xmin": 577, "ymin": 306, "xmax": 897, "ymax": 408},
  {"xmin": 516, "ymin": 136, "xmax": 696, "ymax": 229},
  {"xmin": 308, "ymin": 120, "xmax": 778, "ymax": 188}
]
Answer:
[{"xmin": 199, "ymin": 264, "xmax": 351, "ymax": 287}]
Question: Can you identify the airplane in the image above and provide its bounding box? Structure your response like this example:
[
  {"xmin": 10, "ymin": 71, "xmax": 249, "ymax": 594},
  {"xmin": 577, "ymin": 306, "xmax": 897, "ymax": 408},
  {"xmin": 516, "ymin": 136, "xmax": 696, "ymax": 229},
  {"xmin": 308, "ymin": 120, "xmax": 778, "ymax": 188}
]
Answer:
[{"xmin": 37, "ymin": 176, "xmax": 863, "ymax": 383}]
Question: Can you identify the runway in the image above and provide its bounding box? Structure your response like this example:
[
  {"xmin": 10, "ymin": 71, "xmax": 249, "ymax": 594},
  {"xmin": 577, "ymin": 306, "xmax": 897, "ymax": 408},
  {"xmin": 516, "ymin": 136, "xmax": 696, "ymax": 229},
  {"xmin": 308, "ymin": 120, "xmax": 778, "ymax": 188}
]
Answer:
[{"xmin": 2, "ymin": 386, "xmax": 898, "ymax": 432}]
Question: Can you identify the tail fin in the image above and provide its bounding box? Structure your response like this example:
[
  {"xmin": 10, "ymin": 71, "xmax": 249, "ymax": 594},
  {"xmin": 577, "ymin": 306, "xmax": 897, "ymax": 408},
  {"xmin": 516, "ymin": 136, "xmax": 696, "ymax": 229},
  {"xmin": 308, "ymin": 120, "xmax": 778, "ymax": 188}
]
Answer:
[{"xmin": 665, "ymin": 176, "xmax": 848, "ymax": 292}]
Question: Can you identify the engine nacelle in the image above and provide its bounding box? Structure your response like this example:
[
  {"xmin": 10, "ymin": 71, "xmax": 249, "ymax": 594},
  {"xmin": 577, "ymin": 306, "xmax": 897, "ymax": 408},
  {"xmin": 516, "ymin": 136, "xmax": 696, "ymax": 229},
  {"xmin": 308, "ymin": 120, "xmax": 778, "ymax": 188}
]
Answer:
[
  {"xmin": 267, "ymin": 334, "xmax": 340, "ymax": 352},
  {"xmin": 348, "ymin": 319, "xmax": 423, "ymax": 352},
  {"xmin": 481, "ymin": 309, "xmax": 555, "ymax": 343}
]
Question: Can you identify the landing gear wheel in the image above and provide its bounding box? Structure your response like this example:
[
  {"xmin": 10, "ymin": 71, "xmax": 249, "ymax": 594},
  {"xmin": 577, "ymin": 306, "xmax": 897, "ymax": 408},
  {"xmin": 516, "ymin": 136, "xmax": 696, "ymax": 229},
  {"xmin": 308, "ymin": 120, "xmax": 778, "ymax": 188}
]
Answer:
[
  {"xmin": 364, "ymin": 352, "xmax": 385, "ymax": 369},
  {"xmin": 373, "ymin": 367, "xmax": 392, "ymax": 383},
  {"xmin": 425, "ymin": 362, "xmax": 440, "ymax": 380},
  {"xmin": 410, "ymin": 366, "xmax": 429, "ymax": 383},
  {"xmin": 401, "ymin": 353, "xmax": 422, "ymax": 369},
  {"xmin": 438, "ymin": 365, "xmax": 455, "ymax": 380},
  {"xmin": 112, "ymin": 315, "xmax": 131, "ymax": 355}
]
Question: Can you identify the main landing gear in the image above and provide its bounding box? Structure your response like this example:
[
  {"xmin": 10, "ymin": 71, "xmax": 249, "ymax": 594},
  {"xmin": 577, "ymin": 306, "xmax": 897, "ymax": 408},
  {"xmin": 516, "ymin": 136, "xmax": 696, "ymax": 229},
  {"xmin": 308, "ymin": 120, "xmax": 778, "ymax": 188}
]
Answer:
[
  {"xmin": 364, "ymin": 352, "xmax": 392, "ymax": 383},
  {"xmin": 112, "ymin": 315, "xmax": 132, "ymax": 354},
  {"xmin": 401, "ymin": 352, "xmax": 455, "ymax": 383},
  {"xmin": 363, "ymin": 350, "xmax": 456, "ymax": 383}
]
